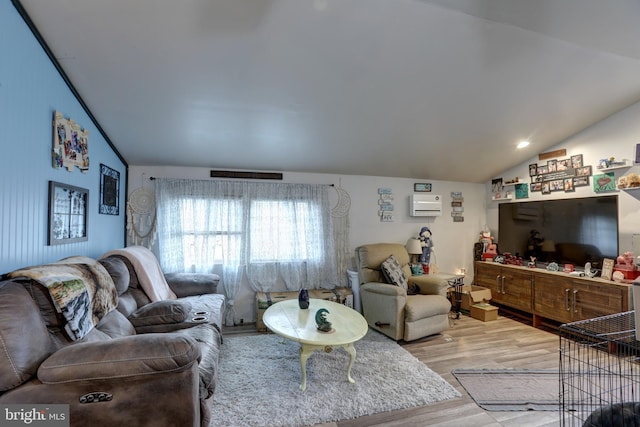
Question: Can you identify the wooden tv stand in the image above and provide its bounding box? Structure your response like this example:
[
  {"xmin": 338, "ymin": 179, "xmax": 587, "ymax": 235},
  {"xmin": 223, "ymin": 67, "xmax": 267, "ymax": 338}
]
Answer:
[{"xmin": 474, "ymin": 261, "xmax": 632, "ymax": 327}]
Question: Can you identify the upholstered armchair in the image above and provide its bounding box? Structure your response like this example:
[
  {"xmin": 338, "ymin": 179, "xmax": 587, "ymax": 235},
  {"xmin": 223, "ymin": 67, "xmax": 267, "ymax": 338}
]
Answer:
[{"xmin": 355, "ymin": 243, "xmax": 451, "ymax": 341}]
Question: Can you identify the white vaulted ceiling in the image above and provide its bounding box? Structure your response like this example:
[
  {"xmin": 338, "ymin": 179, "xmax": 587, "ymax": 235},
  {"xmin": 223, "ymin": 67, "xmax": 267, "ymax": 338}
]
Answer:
[{"xmin": 16, "ymin": 0, "xmax": 640, "ymax": 182}]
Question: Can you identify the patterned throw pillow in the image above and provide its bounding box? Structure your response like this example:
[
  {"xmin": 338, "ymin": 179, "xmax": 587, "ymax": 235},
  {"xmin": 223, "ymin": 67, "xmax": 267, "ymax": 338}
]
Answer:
[{"xmin": 381, "ymin": 255, "xmax": 409, "ymax": 291}]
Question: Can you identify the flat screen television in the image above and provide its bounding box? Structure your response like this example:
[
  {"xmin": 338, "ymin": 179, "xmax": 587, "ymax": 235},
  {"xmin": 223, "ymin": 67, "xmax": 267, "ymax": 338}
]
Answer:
[{"xmin": 498, "ymin": 195, "xmax": 618, "ymax": 268}]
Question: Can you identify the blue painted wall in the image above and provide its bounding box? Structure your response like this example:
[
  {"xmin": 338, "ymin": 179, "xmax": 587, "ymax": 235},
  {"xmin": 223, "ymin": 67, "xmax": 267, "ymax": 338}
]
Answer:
[{"xmin": 0, "ymin": 0, "xmax": 127, "ymax": 273}]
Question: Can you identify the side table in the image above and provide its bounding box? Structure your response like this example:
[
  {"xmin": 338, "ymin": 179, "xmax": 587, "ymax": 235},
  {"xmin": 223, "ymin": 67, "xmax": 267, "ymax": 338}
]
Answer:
[
  {"xmin": 425, "ymin": 272, "xmax": 465, "ymax": 319},
  {"xmin": 347, "ymin": 269, "xmax": 361, "ymax": 313}
]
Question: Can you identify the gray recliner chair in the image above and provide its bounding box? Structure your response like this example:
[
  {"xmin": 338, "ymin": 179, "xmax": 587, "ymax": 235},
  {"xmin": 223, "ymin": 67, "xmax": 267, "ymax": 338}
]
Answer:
[{"xmin": 355, "ymin": 243, "xmax": 451, "ymax": 341}]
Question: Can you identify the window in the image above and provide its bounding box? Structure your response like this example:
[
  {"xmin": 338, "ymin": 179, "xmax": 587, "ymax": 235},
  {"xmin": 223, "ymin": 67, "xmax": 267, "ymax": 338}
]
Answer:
[
  {"xmin": 176, "ymin": 197, "xmax": 326, "ymax": 269},
  {"xmin": 155, "ymin": 179, "xmax": 337, "ymax": 288},
  {"xmin": 178, "ymin": 197, "xmax": 242, "ymax": 270},
  {"xmin": 249, "ymin": 199, "xmax": 323, "ymax": 263}
]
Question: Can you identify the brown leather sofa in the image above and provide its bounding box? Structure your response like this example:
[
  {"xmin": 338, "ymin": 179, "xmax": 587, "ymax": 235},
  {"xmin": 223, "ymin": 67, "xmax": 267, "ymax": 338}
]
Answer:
[{"xmin": 0, "ymin": 251, "xmax": 224, "ymax": 427}]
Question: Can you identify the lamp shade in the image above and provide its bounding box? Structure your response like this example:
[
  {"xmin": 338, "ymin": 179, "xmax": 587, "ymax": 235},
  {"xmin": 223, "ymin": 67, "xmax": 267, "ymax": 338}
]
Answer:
[{"xmin": 406, "ymin": 238, "xmax": 423, "ymax": 255}]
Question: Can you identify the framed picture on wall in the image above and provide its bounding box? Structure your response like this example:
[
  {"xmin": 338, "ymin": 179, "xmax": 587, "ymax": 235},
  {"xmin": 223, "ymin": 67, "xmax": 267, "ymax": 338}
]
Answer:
[
  {"xmin": 99, "ymin": 164, "xmax": 120, "ymax": 215},
  {"xmin": 48, "ymin": 181, "xmax": 88, "ymax": 245},
  {"xmin": 515, "ymin": 183, "xmax": 528, "ymax": 199},
  {"xmin": 564, "ymin": 178, "xmax": 575, "ymax": 192},
  {"xmin": 594, "ymin": 172, "xmax": 616, "ymax": 193},
  {"xmin": 573, "ymin": 176, "xmax": 589, "ymax": 187},
  {"xmin": 414, "ymin": 183, "xmax": 432, "ymax": 192},
  {"xmin": 576, "ymin": 166, "xmax": 592, "ymax": 177},
  {"xmin": 571, "ymin": 154, "xmax": 584, "ymax": 169}
]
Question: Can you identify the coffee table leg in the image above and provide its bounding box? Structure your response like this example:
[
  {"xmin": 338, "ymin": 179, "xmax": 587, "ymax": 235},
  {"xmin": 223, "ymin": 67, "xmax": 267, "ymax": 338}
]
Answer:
[
  {"xmin": 299, "ymin": 342, "xmax": 358, "ymax": 391},
  {"xmin": 344, "ymin": 343, "xmax": 357, "ymax": 384},
  {"xmin": 299, "ymin": 344, "xmax": 314, "ymax": 391}
]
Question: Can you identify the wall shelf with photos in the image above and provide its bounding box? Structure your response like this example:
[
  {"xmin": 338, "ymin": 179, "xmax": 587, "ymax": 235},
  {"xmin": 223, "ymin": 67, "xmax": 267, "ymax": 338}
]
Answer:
[
  {"xmin": 597, "ymin": 156, "xmax": 633, "ymax": 171},
  {"xmin": 528, "ymin": 153, "xmax": 591, "ymax": 195}
]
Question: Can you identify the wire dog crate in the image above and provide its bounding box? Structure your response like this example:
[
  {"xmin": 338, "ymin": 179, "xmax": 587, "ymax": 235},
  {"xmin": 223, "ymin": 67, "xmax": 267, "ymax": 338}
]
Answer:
[{"xmin": 560, "ymin": 311, "xmax": 640, "ymax": 426}]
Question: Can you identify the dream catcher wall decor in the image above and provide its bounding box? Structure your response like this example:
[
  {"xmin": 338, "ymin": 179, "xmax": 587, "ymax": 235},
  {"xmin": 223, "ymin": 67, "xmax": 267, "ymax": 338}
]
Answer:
[
  {"xmin": 127, "ymin": 187, "xmax": 157, "ymax": 248},
  {"xmin": 331, "ymin": 182, "xmax": 351, "ymax": 286}
]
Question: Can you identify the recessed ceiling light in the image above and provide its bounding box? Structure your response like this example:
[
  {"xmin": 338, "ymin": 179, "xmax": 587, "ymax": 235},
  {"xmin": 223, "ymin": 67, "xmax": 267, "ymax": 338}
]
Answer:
[{"xmin": 517, "ymin": 140, "xmax": 530, "ymax": 149}]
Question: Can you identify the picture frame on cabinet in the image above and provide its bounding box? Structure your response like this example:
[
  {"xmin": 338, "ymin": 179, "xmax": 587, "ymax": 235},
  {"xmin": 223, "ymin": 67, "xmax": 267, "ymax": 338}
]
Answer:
[
  {"xmin": 48, "ymin": 181, "xmax": 88, "ymax": 245},
  {"xmin": 636, "ymin": 144, "xmax": 640, "ymax": 164},
  {"xmin": 601, "ymin": 258, "xmax": 615, "ymax": 280}
]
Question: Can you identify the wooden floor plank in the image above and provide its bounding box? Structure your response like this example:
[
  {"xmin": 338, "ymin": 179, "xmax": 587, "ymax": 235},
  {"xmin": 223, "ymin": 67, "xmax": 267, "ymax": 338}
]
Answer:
[{"xmin": 335, "ymin": 313, "xmax": 562, "ymax": 427}]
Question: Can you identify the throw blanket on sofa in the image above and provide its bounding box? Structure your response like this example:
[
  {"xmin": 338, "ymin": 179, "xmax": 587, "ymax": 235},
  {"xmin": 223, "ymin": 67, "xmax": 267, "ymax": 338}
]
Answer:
[
  {"xmin": 7, "ymin": 261, "xmax": 117, "ymax": 340},
  {"xmin": 100, "ymin": 246, "xmax": 177, "ymax": 302}
]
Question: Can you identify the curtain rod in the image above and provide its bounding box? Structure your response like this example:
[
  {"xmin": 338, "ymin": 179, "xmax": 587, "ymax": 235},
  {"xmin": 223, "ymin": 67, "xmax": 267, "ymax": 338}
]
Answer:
[{"xmin": 148, "ymin": 177, "xmax": 334, "ymax": 186}]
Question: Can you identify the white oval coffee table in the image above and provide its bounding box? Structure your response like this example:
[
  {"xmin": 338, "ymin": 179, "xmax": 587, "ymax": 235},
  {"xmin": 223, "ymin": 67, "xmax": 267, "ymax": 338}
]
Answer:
[{"xmin": 262, "ymin": 298, "xmax": 368, "ymax": 391}]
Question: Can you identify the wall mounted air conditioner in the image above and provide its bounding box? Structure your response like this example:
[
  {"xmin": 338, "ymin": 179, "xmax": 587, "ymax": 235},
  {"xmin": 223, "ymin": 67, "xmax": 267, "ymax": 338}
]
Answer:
[{"xmin": 410, "ymin": 194, "xmax": 442, "ymax": 216}]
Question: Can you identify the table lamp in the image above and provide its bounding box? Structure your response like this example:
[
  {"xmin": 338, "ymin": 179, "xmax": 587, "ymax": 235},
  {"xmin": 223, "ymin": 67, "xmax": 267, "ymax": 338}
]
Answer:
[{"xmin": 406, "ymin": 238, "xmax": 423, "ymax": 265}]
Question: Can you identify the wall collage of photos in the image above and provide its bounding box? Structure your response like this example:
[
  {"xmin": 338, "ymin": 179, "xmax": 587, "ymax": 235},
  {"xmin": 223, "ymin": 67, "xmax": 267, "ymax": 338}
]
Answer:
[
  {"xmin": 491, "ymin": 152, "xmax": 620, "ymax": 201},
  {"xmin": 528, "ymin": 153, "xmax": 596, "ymax": 195}
]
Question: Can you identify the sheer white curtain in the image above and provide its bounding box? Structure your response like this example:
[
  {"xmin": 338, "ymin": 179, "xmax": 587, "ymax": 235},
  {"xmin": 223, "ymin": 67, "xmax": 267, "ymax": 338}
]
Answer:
[{"xmin": 154, "ymin": 178, "xmax": 338, "ymax": 326}]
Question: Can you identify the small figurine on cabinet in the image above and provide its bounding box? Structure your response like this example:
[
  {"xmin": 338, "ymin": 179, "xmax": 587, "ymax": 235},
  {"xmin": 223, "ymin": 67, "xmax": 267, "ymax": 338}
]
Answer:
[
  {"xmin": 480, "ymin": 230, "xmax": 492, "ymax": 253},
  {"xmin": 480, "ymin": 230, "xmax": 497, "ymax": 261},
  {"xmin": 617, "ymin": 251, "xmax": 635, "ymax": 267}
]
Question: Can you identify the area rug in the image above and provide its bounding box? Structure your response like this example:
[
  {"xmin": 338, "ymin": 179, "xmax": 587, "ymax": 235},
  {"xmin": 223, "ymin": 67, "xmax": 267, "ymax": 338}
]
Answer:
[
  {"xmin": 210, "ymin": 330, "xmax": 461, "ymax": 427},
  {"xmin": 452, "ymin": 369, "xmax": 560, "ymax": 411}
]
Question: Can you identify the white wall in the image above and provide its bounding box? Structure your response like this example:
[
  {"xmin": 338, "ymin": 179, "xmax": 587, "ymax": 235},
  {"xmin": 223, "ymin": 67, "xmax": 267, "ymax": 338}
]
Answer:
[
  {"xmin": 486, "ymin": 100, "xmax": 640, "ymax": 257},
  {"xmin": 128, "ymin": 166, "xmax": 486, "ymax": 323},
  {"xmin": 128, "ymin": 98, "xmax": 640, "ymax": 324}
]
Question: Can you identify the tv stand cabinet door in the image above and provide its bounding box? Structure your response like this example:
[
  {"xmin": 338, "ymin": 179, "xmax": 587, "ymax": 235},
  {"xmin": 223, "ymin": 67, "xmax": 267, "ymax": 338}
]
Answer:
[
  {"xmin": 474, "ymin": 262, "xmax": 502, "ymax": 302},
  {"xmin": 500, "ymin": 269, "xmax": 533, "ymax": 311},
  {"xmin": 533, "ymin": 274, "xmax": 574, "ymax": 324},
  {"xmin": 570, "ymin": 280, "xmax": 625, "ymax": 321},
  {"xmin": 475, "ymin": 263, "xmax": 532, "ymax": 311},
  {"xmin": 534, "ymin": 275, "xmax": 627, "ymax": 323}
]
